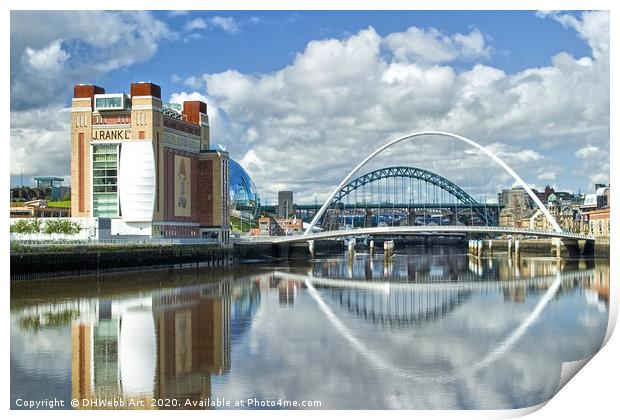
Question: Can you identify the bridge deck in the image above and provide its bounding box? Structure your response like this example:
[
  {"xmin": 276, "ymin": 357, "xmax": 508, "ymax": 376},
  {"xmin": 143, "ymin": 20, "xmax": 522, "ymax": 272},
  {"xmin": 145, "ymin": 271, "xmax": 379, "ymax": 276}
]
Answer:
[{"xmin": 239, "ymin": 225, "xmax": 593, "ymax": 244}]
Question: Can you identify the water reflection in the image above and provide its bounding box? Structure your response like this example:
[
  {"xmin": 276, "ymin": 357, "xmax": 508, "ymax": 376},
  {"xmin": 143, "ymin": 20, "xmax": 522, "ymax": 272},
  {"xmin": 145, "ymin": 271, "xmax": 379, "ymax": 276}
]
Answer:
[{"xmin": 11, "ymin": 249, "xmax": 610, "ymax": 409}]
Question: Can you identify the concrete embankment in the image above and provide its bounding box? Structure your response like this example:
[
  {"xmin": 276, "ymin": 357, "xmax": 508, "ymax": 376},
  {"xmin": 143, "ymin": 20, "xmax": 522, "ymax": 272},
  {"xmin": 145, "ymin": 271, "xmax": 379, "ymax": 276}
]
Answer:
[
  {"xmin": 467, "ymin": 238, "xmax": 608, "ymax": 258},
  {"xmin": 11, "ymin": 243, "xmax": 233, "ymax": 281},
  {"xmin": 593, "ymin": 238, "xmax": 610, "ymax": 258},
  {"xmin": 235, "ymin": 240, "xmax": 342, "ymax": 261}
]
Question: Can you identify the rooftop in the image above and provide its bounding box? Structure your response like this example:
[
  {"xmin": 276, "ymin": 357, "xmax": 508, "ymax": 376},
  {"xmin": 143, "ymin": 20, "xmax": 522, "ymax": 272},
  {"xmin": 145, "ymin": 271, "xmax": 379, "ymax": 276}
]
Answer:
[{"xmin": 33, "ymin": 176, "xmax": 64, "ymax": 181}]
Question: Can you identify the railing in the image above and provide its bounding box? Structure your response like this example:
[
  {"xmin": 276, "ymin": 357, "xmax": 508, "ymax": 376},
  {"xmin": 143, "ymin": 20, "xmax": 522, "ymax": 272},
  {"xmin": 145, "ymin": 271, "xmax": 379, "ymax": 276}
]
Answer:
[
  {"xmin": 11, "ymin": 237, "xmax": 226, "ymax": 247},
  {"xmin": 238, "ymin": 225, "xmax": 594, "ymax": 243}
]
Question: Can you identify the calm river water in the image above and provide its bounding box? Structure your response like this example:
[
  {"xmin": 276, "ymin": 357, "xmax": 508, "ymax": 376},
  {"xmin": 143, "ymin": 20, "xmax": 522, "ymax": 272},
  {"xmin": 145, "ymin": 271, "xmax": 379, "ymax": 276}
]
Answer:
[{"xmin": 11, "ymin": 246, "xmax": 609, "ymax": 410}]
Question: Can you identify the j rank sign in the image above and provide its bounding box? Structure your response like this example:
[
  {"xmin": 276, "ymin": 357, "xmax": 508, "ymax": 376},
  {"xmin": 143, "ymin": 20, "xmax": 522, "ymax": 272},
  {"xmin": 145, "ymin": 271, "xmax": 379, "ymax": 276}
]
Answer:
[{"xmin": 92, "ymin": 129, "xmax": 132, "ymax": 141}]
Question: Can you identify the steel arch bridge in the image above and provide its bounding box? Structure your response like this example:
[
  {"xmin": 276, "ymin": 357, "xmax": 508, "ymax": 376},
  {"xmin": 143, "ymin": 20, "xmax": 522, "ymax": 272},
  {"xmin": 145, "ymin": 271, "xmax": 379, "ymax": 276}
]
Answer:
[
  {"xmin": 305, "ymin": 131, "xmax": 564, "ymax": 235},
  {"xmin": 327, "ymin": 165, "xmax": 492, "ymax": 225}
]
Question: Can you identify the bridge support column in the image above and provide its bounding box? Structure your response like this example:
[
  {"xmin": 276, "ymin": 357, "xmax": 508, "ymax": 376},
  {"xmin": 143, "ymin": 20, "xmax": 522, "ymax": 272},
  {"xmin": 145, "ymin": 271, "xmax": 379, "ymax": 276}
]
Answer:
[
  {"xmin": 551, "ymin": 238, "xmax": 561, "ymax": 259},
  {"xmin": 408, "ymin": 209, "xmax": 416, "ymax": 226},
  {"xmin": 365, "ymin": 209, "xmax": 373, "ymax": 228},
  {"xmin": 488, "ymin": 239, "xmax": 493, "ymax": 256},
  {"xmin": 277, "ymin": 243, "xmax": 290, "ymax": 260},
  {"xmin": 515, "ymin": 240, "xmax": 520, "ymax": 260},
  {"xmin": 308, "ymin": 240, "xmax": 315, "ymax": 258},
  {"xmin": 508, "ymin": 238, "xmax": 512, "ymax": 256},
  {"xmin": 369, "ymin": 239, "xmax": 375, "ymax": 255},
  {"xmin": 477, "ymin": 240, "xmax": 482, "ymax": 259},
  {"xmin": 384, "ymin": 240, "xmax": 394, "ymax": 260},
  {"xmin": 348, "ymin": 239, "xmax": 355, "ymax": 259}
]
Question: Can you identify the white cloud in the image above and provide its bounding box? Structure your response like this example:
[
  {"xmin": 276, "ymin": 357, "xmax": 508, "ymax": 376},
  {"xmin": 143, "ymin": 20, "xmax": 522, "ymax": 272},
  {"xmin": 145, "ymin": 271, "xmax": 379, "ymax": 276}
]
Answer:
[
  {"xmin": 11, "ymin": 11, "xmax": 171, "ymax": 111},
  {"xmin": 207, "ymin": 16, "xmax": 239, "ymax": 34},
  {"xmin": 183, "ymin": 76, "xmax": 203, "ymax": 89},
  {"xmin": 384, "ymin": 27, "xmax": 491, "ymax": 64},
  {"xmin": 10, "ymin": 105, "xmax": 71, "ymax": 180},
  {"xmin": 188, "ymin": 13, "xmax": 608, "ymax": 201},
  {"xmin": 184, "ymin": 17, "xmax": 207, "ymax": 32},
  {"xmin": 540, "ymin": 11, "xmax": 609, "ymax": 62},
  {"xmin": 23, "ymin": 39, "xmax": 69, "ymax": 72},
  {"xmin": 168, "ymin": 10, "xmax": 189, "ymax": 18},
  {"xmin": 183, "ymin": 15, "xmax": 239, "ymax": 37},
  {"xmin": 575, "ymin": 145, "xmax": 600, "ymax": 159},
  {"xmin": 169, "ymin": 91, "xmax": 209, "ymax": 105},
  {"xmin": 537, "ymin": 172, "xmax": 557, "ymax": 181}
]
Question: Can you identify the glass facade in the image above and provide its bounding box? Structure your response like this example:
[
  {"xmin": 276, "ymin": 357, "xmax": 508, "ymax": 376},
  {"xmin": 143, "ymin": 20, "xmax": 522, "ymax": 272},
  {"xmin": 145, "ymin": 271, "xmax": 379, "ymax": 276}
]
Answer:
[
  {"xmin": 229, "ymin": 159, "xmax": 260, "ymax": 219},
  {"xmin": 94, "ymin": 95, "xmax": 126, "ymax": 111},
  {"xmin": 92, "ymin": 144, "xmax": 119, "ymax": 217}
]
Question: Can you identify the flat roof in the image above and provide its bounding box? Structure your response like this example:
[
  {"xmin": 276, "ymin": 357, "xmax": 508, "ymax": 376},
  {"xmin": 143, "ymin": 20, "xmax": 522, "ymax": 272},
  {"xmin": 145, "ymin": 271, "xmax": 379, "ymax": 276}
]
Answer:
[{"xmin": 33, "ymin": 176, "xmax": 64, "ymax": 181}]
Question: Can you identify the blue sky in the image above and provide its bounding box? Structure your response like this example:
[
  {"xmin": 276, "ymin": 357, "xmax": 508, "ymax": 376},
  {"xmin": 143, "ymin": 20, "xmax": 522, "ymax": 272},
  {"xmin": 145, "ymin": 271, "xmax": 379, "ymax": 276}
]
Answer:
[
  {"xmin": 101, "ymin": 11, "xmax": 591, "ymax": 88},
  {"xmin": 10, "ymin": 10, "xmax": 610, "ymax": 203}
]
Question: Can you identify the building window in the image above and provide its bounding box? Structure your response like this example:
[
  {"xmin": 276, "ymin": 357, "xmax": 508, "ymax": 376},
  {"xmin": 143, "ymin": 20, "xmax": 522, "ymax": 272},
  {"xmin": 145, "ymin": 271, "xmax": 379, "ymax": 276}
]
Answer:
[
  {"xmin": 92, "ymin": 144, "xmax": 119, "ymax": 218},
  {"xmin": 95, "ymin": 96, "xmax": 122, "ymax": 109}
]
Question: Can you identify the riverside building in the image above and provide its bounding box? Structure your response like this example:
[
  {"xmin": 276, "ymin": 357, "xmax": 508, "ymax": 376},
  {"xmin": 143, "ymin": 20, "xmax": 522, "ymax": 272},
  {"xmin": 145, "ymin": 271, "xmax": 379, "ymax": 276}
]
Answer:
[{"xmin": 70, "ymin": 82, "xmax": 230, "ymax": 243}]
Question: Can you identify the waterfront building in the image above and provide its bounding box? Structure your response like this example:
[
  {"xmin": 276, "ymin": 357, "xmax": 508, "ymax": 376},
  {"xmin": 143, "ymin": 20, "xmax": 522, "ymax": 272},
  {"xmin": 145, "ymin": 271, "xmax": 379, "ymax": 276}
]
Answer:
[
  {"xmin": 70, "ymin": 82, "xmax": 229, "ymax": 242},
  {"xmin": 34, "ymin": 176, "xmax": 65, "ymax": 200},
  {"xmin": 579, "ymin": 184, "xmax": 610, "ymax": 236},
  {"xmin": 257, "ymin": 215, "xmax": 303, "ymax": 236},
  {"xmin": 583, "ymin": 208, "xmax": 610, "ymax": 238},
  {"xmin": 277, "ymin": 190, "xmax": 294, "ymax": 218},
  {"xmin": 10, "ymin": 179, "xmax": 70, "ymax": 202},
  {"xmin": 229, "ymin": 159, "xmax": 260, "ymax": 220},
  {"xmin": 9, "ymin": 199, "xmax": 70, "ymax": 218},
  {"xmin": 498, "ymin": 187, "xmax": 530, "ymax": 228}
]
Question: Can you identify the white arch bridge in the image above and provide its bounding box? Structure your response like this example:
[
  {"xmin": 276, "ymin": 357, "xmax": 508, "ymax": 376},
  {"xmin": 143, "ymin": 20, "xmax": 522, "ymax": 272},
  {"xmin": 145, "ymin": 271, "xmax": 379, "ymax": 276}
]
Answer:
[{"xmin": 242, "ymin": 131, "xmax": 592, "ymax": 245}]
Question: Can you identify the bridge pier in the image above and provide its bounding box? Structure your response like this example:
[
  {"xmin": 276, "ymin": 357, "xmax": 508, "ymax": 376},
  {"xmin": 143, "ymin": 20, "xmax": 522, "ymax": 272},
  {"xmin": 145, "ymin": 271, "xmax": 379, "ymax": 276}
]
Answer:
[
  {"xmin": 365, "ymin": 209, "xmax": 373, "ymax": 228},
  {"xmin": 488, "ymin": 239, "xmax": 493, "ymax": 256},
  {"xmin": 369, "ymin": 239, "xmax": 375, "ymax": 255},
  {"xmin": 308, "ymin": 240, "xmax": 315, "ymax": 258},
  {"xmin": 384, "ymin": 240, "xmax": 395, "ymax": 260},
  {"xmin": 277, "ymin": 243, "xmax": 290, "ymax": 260},
  {"xmin": 514, "ymin": 239, "xmax": 520, "ymax": 260},
  {"xmin": 348, "ymin": 238, "xmax": 355, "ymax": 259}
]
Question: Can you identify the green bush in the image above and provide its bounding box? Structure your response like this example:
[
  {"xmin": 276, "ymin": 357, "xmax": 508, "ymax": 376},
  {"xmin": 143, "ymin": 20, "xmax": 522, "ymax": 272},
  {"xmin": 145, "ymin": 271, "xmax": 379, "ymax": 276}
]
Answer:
[
  {"xmin": 43, "ymin": 219, "xmax": 82, "ymax": 235},
  {"xmin": 10, "ymin": 218, "xmax": 42, "ymax": 234}
]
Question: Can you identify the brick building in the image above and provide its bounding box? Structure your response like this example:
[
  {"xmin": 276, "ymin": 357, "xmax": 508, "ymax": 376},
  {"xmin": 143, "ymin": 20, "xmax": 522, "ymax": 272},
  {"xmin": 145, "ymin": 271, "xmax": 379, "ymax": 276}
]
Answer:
[{"xmin": 70, "ymin": 82, "xmax": 229, "ymax": 242}]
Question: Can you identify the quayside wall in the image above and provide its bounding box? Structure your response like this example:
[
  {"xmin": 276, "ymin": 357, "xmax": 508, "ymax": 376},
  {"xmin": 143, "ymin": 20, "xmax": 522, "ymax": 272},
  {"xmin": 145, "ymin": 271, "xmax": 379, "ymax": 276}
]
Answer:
[{"xmin": 11, "ymin": 244, "xmax": 233, "ymax": 281}]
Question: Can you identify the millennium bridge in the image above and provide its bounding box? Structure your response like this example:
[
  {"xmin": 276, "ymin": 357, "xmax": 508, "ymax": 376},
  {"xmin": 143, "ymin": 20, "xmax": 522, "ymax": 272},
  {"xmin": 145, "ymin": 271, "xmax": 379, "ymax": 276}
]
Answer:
[{"xmin": 240, "ymin": 130, "xmax": 593, "ymax": 246}]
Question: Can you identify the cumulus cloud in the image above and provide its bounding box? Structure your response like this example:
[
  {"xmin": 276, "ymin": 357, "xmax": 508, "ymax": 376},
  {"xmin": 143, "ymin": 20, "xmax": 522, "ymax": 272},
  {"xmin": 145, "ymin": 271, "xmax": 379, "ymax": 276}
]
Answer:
[
  {"xmin": 10, "ymin": 105, "xmax": 72, "ymax": 178},
  {"xmin": 23, "ymin": 39, "xmax": 69, "ymax": 72},
  {"xmin": 575, "ymin": 145, "xmax": 600, "ymax": 159},
  {"xmin": 11, "ymin": 11, "xmax": 171, "ymax": 111},
  {"xmin": 169, "ymin": 91, "xmax": 209, "ymax": 105},
  {"xmin": 184, "ymin": 17, "xmax": 207, "ymax": 32},
  {"xmin": 539, "ymin": 11, "xmax": 609, "ymax": 62},
  {"xmin": 183, "ymin": 75, "xmax": 203, "ymax": 89},
  {"xmin": 383, "ymin": 27, "xmax": 491, "ymax": 63},
  {"xmin": 208, "ymin": 16, "xmax": 239, "ymax": 34},
  {"xmin": 179, "ymin": 13, "xmax": 608, "ymax": 201},
  {"xmin": 182, "ymin": 15, "xmax": 240, "ymax": 39}
]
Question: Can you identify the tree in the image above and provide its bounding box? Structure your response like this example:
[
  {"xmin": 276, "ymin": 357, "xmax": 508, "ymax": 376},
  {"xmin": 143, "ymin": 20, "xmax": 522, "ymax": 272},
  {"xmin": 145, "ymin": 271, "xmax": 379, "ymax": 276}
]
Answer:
[
  {"xmin": 10, "ymin": 218, "xmax": 42, "ymax": 234},
  {"xmin": 43, "ymin": 219, "xmax": 82, "ymax": 235}
]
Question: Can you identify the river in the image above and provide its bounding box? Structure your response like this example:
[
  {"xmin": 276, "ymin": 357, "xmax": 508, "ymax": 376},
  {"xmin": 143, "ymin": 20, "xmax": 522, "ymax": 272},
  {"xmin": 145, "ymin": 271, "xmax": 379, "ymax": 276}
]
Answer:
[{"xmin": 10, "ymin": 245, "xmax": 609, "ymax": 410}]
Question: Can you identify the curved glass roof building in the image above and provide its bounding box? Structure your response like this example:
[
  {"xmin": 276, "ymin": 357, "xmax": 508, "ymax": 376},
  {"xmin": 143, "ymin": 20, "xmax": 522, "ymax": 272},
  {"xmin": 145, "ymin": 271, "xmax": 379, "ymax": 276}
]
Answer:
[{"xmin": 229, "ymin": 159, "xmax": 260, "ymax": 219}]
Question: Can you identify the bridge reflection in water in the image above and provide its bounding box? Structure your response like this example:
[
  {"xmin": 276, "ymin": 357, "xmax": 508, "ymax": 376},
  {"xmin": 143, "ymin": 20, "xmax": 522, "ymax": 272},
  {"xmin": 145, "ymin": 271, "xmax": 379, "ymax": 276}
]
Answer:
[{"xmin": 10, "ymin": 250, "xmax": 609, "ymax": 410}]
